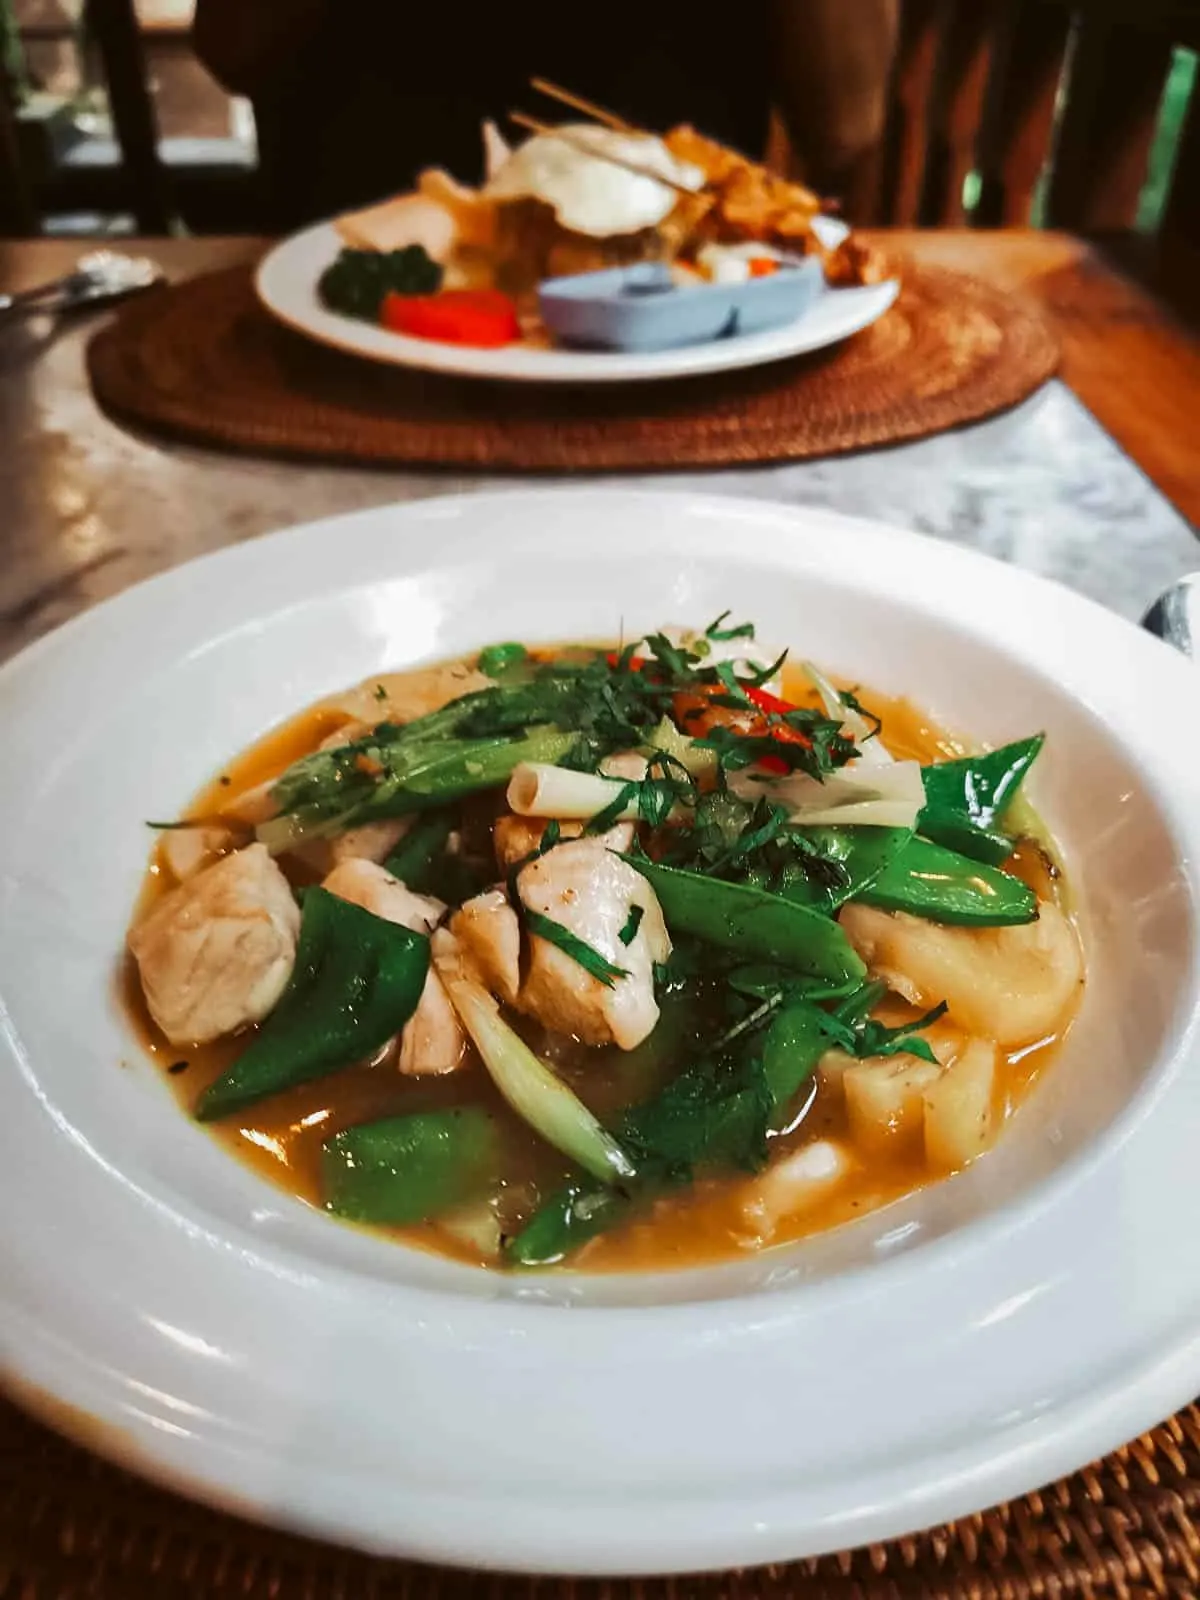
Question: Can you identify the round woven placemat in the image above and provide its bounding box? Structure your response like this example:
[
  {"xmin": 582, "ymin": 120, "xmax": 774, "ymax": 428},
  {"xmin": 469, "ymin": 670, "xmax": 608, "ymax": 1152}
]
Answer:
[
  {"xmin": 2, "ymin": 1393, "xmax": 1199, "ymax": 1598},
  {"xmin": 86, "ymin": 256, "xmax": 1058, "ymax": 471}
]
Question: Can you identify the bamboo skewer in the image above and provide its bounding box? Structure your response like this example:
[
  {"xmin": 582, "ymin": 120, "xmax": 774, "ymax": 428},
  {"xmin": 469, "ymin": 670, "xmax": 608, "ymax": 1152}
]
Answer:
[
  {"xmin": 529, "ymin": 77, "xmax": 635, "ymax": 134},
  {"xmin": 507, "ymin": 110, "xmax": 699, "ymax": 197}
]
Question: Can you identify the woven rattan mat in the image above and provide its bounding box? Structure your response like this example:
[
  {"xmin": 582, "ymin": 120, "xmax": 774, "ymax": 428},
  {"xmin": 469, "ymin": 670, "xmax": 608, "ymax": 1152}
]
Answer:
[
  {"xmin": 3, "ymin": 1391, "xmax": 1199, "ymax": 1599},
  {"xmin": 86, "ymin": 257, "xmax": 1058, "ymax": 471}
]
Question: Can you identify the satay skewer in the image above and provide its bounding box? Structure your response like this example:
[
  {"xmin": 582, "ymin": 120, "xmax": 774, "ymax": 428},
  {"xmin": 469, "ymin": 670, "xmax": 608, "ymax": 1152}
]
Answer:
[
  {"xmin": 529, "ymin": 77, "xmax": 635, "ymax": 133},
  {"xmin": 507, "ymin": 111, "xmax": 700, "ymax": 197}
]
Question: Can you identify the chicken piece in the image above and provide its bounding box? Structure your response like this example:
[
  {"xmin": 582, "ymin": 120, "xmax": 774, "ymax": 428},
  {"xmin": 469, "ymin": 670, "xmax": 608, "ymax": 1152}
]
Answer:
[
  {"xmin": 290, "ymin": 816, "xmax": 412, "ymax": 879},
  {"xmin": 493, "ymin": 815, "xmax": 634, "ymax": 873},
  {"xmin": 453, "ymin": 836, "xmax": 671, "ymax": 1050},
  {"xmin": 317, "ymin": 720, "xmax": 369, "ymax": 752},
  {"xmin": 321, "ymin": 859, "xmax": 466, "ymax": 1075},
  {"xmin": 159, "ymin": 823, "xmax": 235, "ymax": 884},
  {"xmin": 219, "ymin": 777, "xmax": 278, "ymax": 828},
  {"xmin": 599, "ymin": 750, "xmax": 649, "ymax": 783},
  {"xmin": 329, "ymin": 818, "xmax": 410, "ymax": 866},
  {"xmin": 324, "ymin": 661, "xmax": 494, "ymax": 728},
  {"xmin": 450, "ymin": 887, "xmax": 523, "ymax": 1004},
  {"xmin": 129, "ymin": 843, "xmax": 300, "ymax": 1046},
  {"xmin": 839, "ymin": 901, "xmax": 1083, "ymax": 1050}
]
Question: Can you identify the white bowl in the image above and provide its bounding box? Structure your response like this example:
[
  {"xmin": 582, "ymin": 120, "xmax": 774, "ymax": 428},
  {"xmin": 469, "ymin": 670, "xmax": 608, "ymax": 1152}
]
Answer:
[{"xmin": 1, "ymin": 489, "xmax": 1199, "ymax": 1576}]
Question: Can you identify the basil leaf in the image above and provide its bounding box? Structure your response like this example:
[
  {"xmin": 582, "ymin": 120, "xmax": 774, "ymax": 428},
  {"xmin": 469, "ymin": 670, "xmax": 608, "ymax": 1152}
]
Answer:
[{"xmin": 524, "ymin": 909, "xmax": 630, "ymax": 988}]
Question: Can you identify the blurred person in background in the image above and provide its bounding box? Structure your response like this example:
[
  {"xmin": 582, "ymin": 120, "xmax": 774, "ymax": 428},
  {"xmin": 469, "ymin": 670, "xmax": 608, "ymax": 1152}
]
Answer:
[{"xmin": 193, "ymin": 0, "xmax": 899, "ymax": 231}]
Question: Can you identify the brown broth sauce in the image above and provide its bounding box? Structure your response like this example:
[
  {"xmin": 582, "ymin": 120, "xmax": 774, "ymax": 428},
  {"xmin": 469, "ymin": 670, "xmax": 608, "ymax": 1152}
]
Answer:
[{"xmin": 123, "ymin": 661, "xmax": 1075, "ymax": 1272}]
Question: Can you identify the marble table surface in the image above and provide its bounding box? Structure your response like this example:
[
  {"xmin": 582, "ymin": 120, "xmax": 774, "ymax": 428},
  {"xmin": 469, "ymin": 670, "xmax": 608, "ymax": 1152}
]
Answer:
[{"xmin": 2, "ymin": 288, "xmax": 1197, "ymax": 666}]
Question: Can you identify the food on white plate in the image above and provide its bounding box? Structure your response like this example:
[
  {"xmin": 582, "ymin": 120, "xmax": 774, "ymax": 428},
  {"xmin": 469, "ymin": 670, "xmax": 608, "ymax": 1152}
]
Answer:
[
  {"xmin": 126, "ymin": 622, "xmax": 1079, "ymax": 1271},
  {"xmin": 320, "ymin": 105, "xmax": 892, "ymax": 349},
  {"xmin": 484, "ymin": 123, "xmax": 704, "ymax": 238}
]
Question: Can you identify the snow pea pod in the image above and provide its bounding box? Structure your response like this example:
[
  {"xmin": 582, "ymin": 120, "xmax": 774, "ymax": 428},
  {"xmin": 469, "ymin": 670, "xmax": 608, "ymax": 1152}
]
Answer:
[
  {"xmin": 918, "ymin": 736, "xmax": 1044, "ymax": 865},
  {"xmin": 857, "ymin": 836, "xmax": 1037, "ymax": 926},
  {"xmin": 777, "ymin": 825, "xmax": 913, "ymax": 912},
  {"xmin": 916, "ymin": 813, "xmax": 1014, "ymax": 867},
  {"xmin": 196, "ymin": 888, "xmax": 430, "ymax": 1121},
  {"xmin": 621, "ymin": 856, "xmax": 866, "ymax": 988},
  {"xmin": 322, "ymin": 1108, "xmax": 500, "ymax": 1225}
]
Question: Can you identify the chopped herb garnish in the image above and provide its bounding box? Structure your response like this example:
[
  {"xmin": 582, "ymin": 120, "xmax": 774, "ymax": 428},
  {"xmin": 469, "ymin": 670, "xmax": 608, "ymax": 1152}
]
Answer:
[
  {"xmin": 705, "ymin": 612, "xmax": 757, "ymax": 642},
  {"xmin": 839, "ymin": 689, "xmax": 882, "ymax": 739},
  {"xmin": 167, "ymin": 1060, "xmax": 189, "ymax": 1075},
  {"xmin": 697, "ymin": 712, "xmax": 857, "ymax": 779},
  {"xmin": 818, "ymin": 1001, "xmax": 949, "ymax": 1065},
  {"xmin": 618, "ymin": 904, "xmax": 644, "ymax": 946},
  {"xmin": 523, "ymin": 909, "xmax": 630, "ymax": 988},
  {"xmin": 584, "ymin": 780, "xmax": 639, "ymax": 836},
  {"xmin": 374, "ymin": 683, "xmax": 387, "ymax": 701}
]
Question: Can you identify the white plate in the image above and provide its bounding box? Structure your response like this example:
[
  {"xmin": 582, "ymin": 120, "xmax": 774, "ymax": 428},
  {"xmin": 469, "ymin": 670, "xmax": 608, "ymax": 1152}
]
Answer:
[
  {"xmin": 2, "ymin": 489, "xmax": 1200, "ymax": 1577},
  {"xmin": 254, "ymin": 220, "xmax": 900, "ymax": 383}
]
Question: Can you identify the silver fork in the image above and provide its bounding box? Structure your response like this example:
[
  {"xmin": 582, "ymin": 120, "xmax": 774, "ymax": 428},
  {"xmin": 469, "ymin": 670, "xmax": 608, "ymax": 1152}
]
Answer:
[{"xmin": 0, "ymin": 249, "xmax": 162, "ymax": 319}]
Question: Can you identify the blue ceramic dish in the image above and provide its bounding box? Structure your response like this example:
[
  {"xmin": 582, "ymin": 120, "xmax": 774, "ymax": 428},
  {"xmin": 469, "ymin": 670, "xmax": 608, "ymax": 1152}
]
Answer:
[{"xmin": 536, "ymin": 257, "xmax": 824, "ymax": 353}]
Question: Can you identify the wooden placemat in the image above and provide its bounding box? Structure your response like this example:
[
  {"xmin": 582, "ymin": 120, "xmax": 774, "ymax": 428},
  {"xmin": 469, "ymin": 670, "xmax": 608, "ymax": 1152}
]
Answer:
[
  {"xmin": 3, "ymin": 1391, "xmax": 1199, "ymax": 1599},
  {"xmin": 86, "ymin": 256, "xmax": 1058, "ymax": 472}
]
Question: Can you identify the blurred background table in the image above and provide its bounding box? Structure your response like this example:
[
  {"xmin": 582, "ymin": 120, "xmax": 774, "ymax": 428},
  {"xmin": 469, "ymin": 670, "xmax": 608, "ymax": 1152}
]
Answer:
[{"xmin": 1, "ymin": 228, "xmax": 1196, "ymax": 667}]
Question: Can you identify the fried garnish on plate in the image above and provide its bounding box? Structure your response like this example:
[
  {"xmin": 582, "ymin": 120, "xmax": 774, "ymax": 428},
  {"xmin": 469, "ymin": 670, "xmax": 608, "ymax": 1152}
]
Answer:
[
  {"xmin": 663, "ymin": 123, "xmax": 892, "ymax": 284},
  {"xmin": 822, "ymin": 236, "xmax": 893, "ymax": 287},
  {"xmin": 665, "ymin": 124, "xmax": 822, "ymax": 238}
]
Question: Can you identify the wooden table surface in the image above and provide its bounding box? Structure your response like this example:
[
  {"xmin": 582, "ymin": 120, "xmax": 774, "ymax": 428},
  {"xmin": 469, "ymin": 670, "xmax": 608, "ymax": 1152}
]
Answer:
[{"xmin": 2, "ymin": 227, "xmax": 1196, "ymax": 523}]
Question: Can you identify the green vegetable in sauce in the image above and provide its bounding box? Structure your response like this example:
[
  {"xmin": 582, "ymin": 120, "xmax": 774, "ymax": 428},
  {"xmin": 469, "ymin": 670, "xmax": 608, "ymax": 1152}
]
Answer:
[
  {"xmin": 921, "ymin": 735, "xmax": 1044, "ymax": 826},
  {"xmin": 260, "ymin": 723, "xmax": 576, "ymax": 852},
  {"xmin": 382, "ymin": 809, "xmax": 455, "ymax": 889},
  {"xmin": 322, "ymin": 1108, "xmax": 500, "ymax": 1225},
  {"xmin": 775, "ymin": 825, "xmax": 913, "ymax": 912},
  {"xmin": 857, "ymin": 835, "xmax": 1037, "ymax": 926},
  {"xmin": 507, "ymin": 1182, "xmax": 635, "ymax": 1268},
  {"xmin": 437, "ymin": 963, "xmax": 637, "ymax": 1184},
  {"xmin": 317, "ymin": 245, "xmax": 443, "ymax": 320},
  {"xmin": 196, "ymin": 889, "xmax": 429, "ymax": 1121},
  {"xmin": 477, "ymin": 642, "xmax": 529, "ymax": 678},
  {"xmin": 818, "ymin": 998, "xmax": 949, "ymax": 1067},
  {"xmin": 507, "ymin": 985, "xmax": 885, "ymax": 1267},
  {"xmin": 917, "ymin": 736, "xmax": 1044, "ymax": 865},
  {"xmin": 916, "ymin": 814, "xmax": 1015, "ymax": 867},
  {"xmin": 621, "ymin": 855, "xmax": 867, "ymax": 988},
  {"xmin": 760, "ymin": 1001, "xmax": 832, "ymax": 1120}
]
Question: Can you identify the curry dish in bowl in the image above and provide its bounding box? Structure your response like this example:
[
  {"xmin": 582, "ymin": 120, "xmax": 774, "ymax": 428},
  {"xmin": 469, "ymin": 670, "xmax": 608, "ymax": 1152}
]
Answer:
[{"xmin": 125, "ymin": 620, "xmax": 1083, "ymax": 1273}]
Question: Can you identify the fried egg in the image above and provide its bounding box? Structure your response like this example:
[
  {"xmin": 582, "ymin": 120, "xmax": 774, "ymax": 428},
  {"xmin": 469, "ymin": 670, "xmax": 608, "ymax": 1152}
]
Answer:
[{"xmin": 484, "ymin": 124, "xmax": 705, "ymax": 238}]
